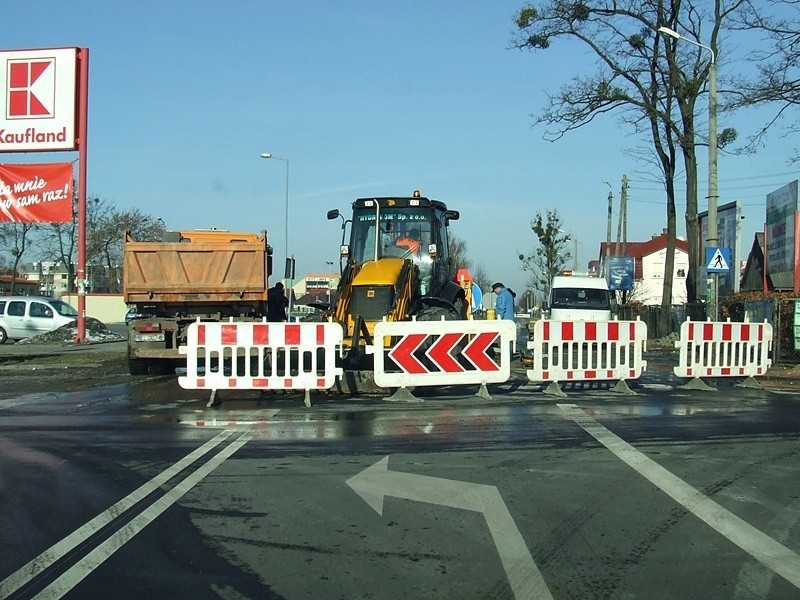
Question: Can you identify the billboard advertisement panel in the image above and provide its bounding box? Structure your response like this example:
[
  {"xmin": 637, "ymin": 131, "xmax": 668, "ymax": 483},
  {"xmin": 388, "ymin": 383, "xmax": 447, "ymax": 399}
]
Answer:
[
  {"xmin": 608, "ymin": 256, "xmax": 634, "ymax": 291},
  {"xmin": 765, "ymin": 180, "xmax": 798, "ymax": 290},
  {"xmin": 0, "ymin": 47, "xmax": 78, "ymax": 151},
  {"xmin": 699, "ymin": 200, "xmax": 742, "ymax": 297},
  {"xmin": 0, "ymin": 162, "xmax": 73, "ymax": 222}
]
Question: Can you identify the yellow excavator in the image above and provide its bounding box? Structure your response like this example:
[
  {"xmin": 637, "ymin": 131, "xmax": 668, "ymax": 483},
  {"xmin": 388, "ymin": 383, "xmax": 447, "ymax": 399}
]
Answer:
[{"xmin": 324, "ymin": 190, "xmax": 468, "ymax": 392}]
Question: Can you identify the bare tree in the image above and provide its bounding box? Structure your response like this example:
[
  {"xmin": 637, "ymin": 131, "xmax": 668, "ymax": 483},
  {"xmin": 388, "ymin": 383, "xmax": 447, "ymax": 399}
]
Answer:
[
  {"xmin": 513, "ymin": 0, "xmax": 750, "ymax": 309},
  {"xmin": 36, "ymin": 193, "xmax": 79, "ymax": 293},
  {"xmin": 729, "ymin": 1, "xmax": 800, "ymax": 160},
  {"xmin": 448, "ymin": 233, "xmax": 470, "ymax": 272},
  {"xmin": 471, "ymin": 264, "xmax": 491, "ymax": 292},
  {"xmin": 518, "ymin": 209, "xmax": 571, "ymax": 302},
  {"xmin": 33, "ymin": 196, "xmax": 166, "ymax": 293},
  {"xmin": 91, "ymin": 207, "xmax": 165, "ymax": 291},
  {"xmin": 0, "ymin": 222, "xmax": 37, "ymax": 295}
]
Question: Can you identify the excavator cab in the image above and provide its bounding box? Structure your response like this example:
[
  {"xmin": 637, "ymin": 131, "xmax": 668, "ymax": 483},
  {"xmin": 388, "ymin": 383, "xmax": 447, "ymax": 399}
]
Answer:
[{"xmin": 326, "ymin": 191, "xmax": 466, "ymax": 376}]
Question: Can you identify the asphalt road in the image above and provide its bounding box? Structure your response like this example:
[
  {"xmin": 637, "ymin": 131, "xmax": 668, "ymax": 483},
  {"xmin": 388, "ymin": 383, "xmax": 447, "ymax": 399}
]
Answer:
[{"xmin": 0, "ymin": 346, "xmax": 799, "ymax": 599}]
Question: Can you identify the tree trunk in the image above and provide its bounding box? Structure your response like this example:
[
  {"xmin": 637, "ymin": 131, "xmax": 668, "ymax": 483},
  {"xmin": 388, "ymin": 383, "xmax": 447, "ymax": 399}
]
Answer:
[
  {"xmin": 679, "ymin": 117, "xmax": 700, "ymax": 305},
  {"xmin": 660, "ymin": 180, "xmax": 678, "ymax": 337}
]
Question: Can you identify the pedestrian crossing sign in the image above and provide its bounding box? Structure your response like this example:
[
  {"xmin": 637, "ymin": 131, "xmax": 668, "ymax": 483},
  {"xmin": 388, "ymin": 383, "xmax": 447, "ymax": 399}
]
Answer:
[{"xmin": 706, "ymin": 247, "xmax": 731, "ymax": 273}]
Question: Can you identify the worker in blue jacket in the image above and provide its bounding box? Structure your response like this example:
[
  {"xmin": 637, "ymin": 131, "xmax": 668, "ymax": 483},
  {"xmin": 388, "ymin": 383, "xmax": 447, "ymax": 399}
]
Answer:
[{"xmin": 492, "ymin": 282, "xmax": 515, "ymax": 320}]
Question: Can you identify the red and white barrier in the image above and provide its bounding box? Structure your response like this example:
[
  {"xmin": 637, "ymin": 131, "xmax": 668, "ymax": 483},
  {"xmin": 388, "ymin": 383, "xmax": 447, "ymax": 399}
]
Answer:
[
  {"xmin": 179, "ymin": 319, "xmax": 343, "ymax": 406},
  {"xmin": 367, "ymin": 318, "xmax": 517, "ymax": 398},
  {"xmin": 527, "ymin": 319, "xmax": 648, "ymax": 392},
  {"xmin": 673, "ymin": 318, "xmax": 773, "ymax": 381}
]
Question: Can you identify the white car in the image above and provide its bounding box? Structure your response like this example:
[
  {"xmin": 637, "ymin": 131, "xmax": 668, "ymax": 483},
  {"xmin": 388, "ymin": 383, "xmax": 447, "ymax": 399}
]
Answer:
[{"xmin": 0, "ymin": 296, "xmax": 78, "ymax": 344}]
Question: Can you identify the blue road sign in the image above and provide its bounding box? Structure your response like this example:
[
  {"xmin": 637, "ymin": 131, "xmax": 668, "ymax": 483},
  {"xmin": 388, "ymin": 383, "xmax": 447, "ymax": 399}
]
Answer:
[{"xmin": 706, "ymin": 247, "xmax": 732, "ymax": 273}]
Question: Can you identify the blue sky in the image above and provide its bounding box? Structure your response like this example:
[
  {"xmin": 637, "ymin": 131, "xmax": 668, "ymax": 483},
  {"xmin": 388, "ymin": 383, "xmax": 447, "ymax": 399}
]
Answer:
[{"xmin": 2, "ymin": 1, "xmax": 797, "ymax": 295}]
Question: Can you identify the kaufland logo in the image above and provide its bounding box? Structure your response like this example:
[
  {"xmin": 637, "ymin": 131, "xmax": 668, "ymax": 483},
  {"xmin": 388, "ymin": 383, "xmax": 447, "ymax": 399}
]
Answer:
[{"xmin": 6, "ymin": 58, "xmax": 56, "ymax": 119}]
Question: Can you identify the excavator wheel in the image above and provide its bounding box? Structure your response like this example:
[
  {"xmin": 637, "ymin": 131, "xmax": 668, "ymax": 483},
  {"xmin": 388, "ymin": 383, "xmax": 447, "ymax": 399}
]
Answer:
[{"xmin": 415, "ymin": 304, "xmax": 461, "ymax": 322}]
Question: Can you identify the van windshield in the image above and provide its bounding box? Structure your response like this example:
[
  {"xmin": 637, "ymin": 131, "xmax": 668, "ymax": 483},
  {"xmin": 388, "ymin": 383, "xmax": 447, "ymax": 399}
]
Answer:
[
  {"xmin": 551, "ymin": 287, "xmax": 610, "ymax": 310},
  {"xmin": 50, "ymin": 300, "xmax": 79, "ymax": 317}
]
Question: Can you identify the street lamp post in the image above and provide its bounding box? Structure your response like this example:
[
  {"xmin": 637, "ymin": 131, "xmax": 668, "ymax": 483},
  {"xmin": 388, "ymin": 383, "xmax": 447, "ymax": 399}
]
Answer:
[
  {"xmin": 558, "ymin": 229, "xmax": 579, "ymax": 272},
  {"xmin": 658, "ymin": 26, "xmax": 718, "ymax": 320},
  {"xmin": 260, "ymin": 152, "xmax": 291, "ymax": 317}
]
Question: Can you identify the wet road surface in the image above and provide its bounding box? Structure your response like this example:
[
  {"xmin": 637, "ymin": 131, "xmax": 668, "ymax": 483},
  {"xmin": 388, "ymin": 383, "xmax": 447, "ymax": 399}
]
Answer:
[{"xmin": 1, "ymin": 351, "xmax": 799, "ymax": 599}]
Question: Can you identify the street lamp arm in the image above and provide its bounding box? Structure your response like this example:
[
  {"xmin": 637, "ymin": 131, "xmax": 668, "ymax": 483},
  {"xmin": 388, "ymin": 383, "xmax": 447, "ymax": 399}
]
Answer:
[{"xmin": 657, "ymin": 26, "xmax": 715, "ymax": 63}]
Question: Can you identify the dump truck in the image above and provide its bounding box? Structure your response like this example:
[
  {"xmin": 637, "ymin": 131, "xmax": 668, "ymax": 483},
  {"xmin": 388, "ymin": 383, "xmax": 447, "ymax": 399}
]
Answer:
[
  {"xmin": 325, "ymin": 191, "xmax": 467, "ymax": 391},
  {"xmin": 123, "ymin": 229, "xmax": 272, "ymax": 375}
]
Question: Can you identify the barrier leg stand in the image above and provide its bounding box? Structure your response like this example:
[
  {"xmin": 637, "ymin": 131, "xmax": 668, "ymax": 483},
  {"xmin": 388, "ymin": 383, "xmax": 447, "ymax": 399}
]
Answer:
[
  {"xmin": 207, "ymin": 389, "xmax": 220, "ymax": 408},
  {"xmin": 679, "ymin": 378, "xmax": 716, "ymax": 392},
  {"xmin": 385, "ymin": 387, "xmax": 422, "ymax": 403},
  {"xmin": 736, "ymin": 376, "xmax": 763, "ymax": 390},
  {"xmin": 475, "ymin": 382, "xmax": 492, "ymax": 400},
  {"xmin": 303, "ymin": 389, "xmax": 312, "ymax": 408},
  {"xmin": 610, "ymin": 379, "xmax": 636, "ymax": 395},
  {"xmin": 544, "ymin": 381, "xmax": 566, "ymax": 398}
]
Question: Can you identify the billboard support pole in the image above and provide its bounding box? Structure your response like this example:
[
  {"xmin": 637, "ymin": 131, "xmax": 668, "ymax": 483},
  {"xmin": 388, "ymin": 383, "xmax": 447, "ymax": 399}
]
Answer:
[
  {"xmin": 75, "ymin": 48, "xmax": 89, "ymax": 343},
  {"xmin": 794, "ymin": 211, "xmax": 800, "ymax": 295},
  {"xmin": 763, "ymin": 223, "xmax": 768, "ymax": 295}
]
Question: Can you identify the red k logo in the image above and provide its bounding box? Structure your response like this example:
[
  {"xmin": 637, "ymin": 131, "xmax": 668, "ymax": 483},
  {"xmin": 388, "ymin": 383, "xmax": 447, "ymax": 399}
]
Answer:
[{"xmin": 7, "ymin": 58, "xmax": 55, "ymax": 119}]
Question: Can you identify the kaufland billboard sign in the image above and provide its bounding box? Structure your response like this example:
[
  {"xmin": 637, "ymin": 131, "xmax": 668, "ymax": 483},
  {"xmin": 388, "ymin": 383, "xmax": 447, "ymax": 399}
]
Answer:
[{"xmin": 0, "ymin": 47, "xmax": 78, "ymax": 151}]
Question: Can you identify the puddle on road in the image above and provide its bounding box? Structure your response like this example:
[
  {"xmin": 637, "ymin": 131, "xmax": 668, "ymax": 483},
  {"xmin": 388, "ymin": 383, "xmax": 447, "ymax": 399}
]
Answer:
[{"xmin": 1, "ymin": 375, "xmax": 779, "ymax": 444}]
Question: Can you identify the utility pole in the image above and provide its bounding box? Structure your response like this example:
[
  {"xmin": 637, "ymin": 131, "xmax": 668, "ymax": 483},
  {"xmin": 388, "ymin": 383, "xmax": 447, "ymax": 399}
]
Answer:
[
  {"xmin": 616, "ymin": 175, "xmax": 628, "ymax": 256},
  {"xmin": 658, "ymin": 26, "xmax": 718, "ymax": 320},
  {"xmin": 603, "ymin": 181, "xmax": 613, "ymax": 280}
]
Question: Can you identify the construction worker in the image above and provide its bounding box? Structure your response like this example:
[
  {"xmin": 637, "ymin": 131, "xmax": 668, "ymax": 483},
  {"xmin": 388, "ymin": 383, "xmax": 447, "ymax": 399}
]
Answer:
[
  {"xmin": 395, "ymin": 227, "xmax": 422, "ymax": 255},
  {"xmin": 492, "ymin": 282, "xmax": 515, "ymax": 320}
]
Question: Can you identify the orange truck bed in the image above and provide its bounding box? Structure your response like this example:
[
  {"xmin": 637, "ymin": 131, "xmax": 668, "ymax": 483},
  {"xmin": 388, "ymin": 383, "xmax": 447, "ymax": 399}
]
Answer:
[{"xmin": 123, "ymin": 230, "xmax": 271, "ymax": 305}]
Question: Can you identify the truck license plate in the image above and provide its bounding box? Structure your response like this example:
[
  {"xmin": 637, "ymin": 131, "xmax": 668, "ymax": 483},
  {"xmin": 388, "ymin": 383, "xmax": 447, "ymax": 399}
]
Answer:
[{"xmin": 134, "ymin": 332, "xmax": 165, "ymax": 342}]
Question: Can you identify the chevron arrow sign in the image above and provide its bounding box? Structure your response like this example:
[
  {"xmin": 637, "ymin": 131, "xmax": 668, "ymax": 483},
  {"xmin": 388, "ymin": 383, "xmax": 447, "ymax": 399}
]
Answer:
[{"xmin": 370, "ymin": 319, "xmax": 517, "ymax": 388}]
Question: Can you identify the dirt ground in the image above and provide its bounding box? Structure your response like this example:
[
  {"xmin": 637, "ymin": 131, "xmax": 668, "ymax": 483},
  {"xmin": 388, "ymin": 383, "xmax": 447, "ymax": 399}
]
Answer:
[{"xmin": 0, "ymin": 349, "xmax": 131, "ymax": 399}]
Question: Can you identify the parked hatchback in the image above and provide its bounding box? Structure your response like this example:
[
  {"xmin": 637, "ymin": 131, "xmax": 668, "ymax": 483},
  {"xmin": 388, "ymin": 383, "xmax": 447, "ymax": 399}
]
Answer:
[{"xmin": 0, "ymin": 296, "xmax": 78, "ymax": 344}]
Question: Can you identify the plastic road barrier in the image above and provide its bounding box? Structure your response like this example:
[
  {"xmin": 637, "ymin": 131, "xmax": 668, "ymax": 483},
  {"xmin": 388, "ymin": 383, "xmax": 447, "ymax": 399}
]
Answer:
[
  {"xmin": 527, "ymin": 319, "xmax": 648, "ymax": 392},
  {"xmin": 179, "ymin": 319, "xmax": 343, "ymax": 407},
  {"xmin": 673, "ymin": 318, "xmax": 773, "ymax": 382},
  {"xmin": 368, "ymin": 318, "xmax": 517, "ymax": 397}
]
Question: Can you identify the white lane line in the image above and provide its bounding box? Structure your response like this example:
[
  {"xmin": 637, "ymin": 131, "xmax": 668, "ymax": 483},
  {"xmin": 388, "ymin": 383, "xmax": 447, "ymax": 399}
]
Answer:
[
  {"xmin": 558, "ymin": 403, "xmax": 800, "ymax": 590},
  {"xmin": 0, "ymin": 430, "xmax": 235, "ymax": 599},
  {"xmin": 733, "ymin": 498, "xmax": 800, "ymax": 598},
  {"xmin": 34, "ymin": 430, "xmax": 253, "ymax": 599}
]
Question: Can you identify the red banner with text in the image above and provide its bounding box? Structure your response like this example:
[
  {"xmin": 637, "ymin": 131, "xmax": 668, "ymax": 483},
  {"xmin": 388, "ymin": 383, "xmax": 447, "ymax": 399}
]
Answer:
[{"xmin": 0, "ymin": 162, "xmax": 74, "ymax": 223}]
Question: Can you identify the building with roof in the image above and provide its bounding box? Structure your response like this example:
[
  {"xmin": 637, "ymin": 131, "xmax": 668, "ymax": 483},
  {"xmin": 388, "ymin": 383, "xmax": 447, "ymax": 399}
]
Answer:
[
  {"xmin": 600, "ymin": 231, "xmax": 690, "ymax": 305},
  {"xmin": 291, "ymin": 272, "xmax": 340, "ymax": 316},
  {"xmin": 740, "ymin": 232, "xmax": 772, "ymax": 292},
  {"xmin": 0, "ymin": 274, "xmax": 40, "ymax": 295}
]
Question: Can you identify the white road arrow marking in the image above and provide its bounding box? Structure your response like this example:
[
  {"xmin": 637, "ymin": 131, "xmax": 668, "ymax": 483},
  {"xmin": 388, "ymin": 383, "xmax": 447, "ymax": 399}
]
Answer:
[{"xmin": 346, "ymin": 456, "xmax": 553, "ymax": 600}]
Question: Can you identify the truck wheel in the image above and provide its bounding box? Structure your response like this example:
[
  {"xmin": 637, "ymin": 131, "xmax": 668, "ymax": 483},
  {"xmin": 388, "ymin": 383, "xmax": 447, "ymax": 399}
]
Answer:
[{"xmin": 0, "ymin": 327, "xmax": 7, "ymax": 345}]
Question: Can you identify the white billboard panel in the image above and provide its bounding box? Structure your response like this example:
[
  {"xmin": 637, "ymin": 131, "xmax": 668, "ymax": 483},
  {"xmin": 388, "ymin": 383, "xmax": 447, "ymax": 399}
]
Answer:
[
  {"xmin": 766, "ymin": 180, "xmax": 798, "ymax": 289},
  {"xmin": 0, "ymin": 47, "xmax": 78, "ymax": 151},
  {"xmin": 698, "ymin": 200, "xmax": 742, "ymax": 296}
]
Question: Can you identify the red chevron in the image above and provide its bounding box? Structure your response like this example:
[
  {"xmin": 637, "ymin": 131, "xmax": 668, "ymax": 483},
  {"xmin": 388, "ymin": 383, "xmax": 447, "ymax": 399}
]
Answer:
[
  {"xmin": 462, "ymin": 332, "xmax": 500, "ymax": 371},
  {"xmin": 426, "ymin": 332, "xmax": 464, "ymax": 373},
  {"xmin": 388, "ymin": 333, "xmax": 428, "ymax": 374}
]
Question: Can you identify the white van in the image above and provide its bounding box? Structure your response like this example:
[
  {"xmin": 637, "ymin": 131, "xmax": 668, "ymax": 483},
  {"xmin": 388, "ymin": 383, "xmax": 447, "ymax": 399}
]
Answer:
[
  {"xmin": 0, "ymin": 296, "xmax": 78, "ymax": 344},
  {"xmin": 548, "ymin": 275, "xmax": 615, "ymax": 321}
]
